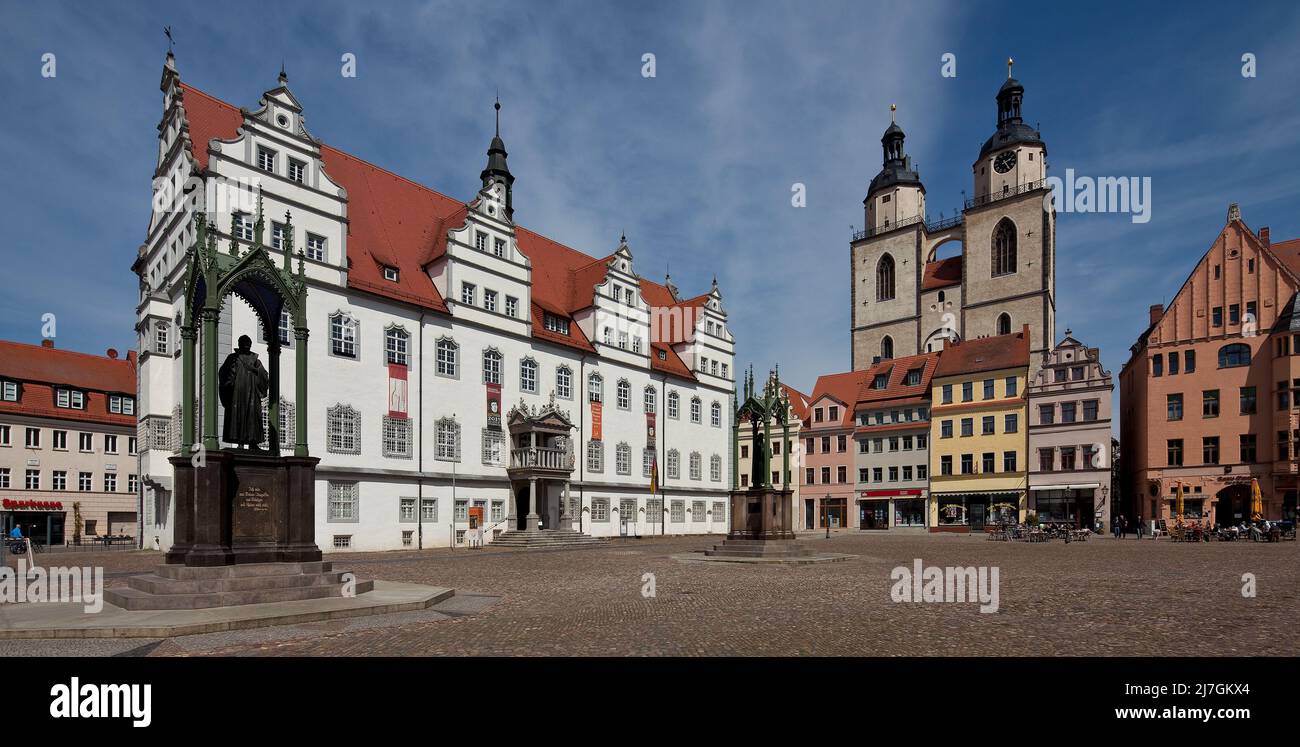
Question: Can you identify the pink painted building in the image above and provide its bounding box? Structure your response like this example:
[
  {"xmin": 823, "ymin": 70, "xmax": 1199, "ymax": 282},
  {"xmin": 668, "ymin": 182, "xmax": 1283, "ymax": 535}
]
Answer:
[{"xmin": 799, "ymin": 370, "xmax": 869, "ymax": 530}]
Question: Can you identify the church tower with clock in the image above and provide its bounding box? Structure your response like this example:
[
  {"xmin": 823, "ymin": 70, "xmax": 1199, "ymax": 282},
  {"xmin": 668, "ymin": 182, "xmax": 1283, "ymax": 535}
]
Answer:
[{"xmin": 850, "ymin": 61, "xmax": 1056, "ymax": 374}]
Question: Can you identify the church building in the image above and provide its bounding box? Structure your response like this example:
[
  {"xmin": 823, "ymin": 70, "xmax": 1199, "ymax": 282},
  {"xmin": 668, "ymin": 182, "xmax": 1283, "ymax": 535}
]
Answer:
[{"xmin": 850, "ymin": 64, "xmax": 1056, "ymax": 375}]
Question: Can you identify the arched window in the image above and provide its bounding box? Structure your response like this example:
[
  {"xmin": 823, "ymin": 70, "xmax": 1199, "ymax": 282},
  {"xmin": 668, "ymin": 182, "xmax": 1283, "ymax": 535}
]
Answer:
[
  {"xmin": 482, "ymin": 348, "xmax": 503, "ymax": 385},
  {"xmin": 689, "ymin": 452, "xmax": 702, "ymax": 480},
  {"xmin": 1218, "ymin": 343, "xmax": 1251, "ymax": 368},
  {"xmin": 328, "ymin": 312, "xmax": 358, "ymax": 358},
  {"xmin": 997, "ymin": 313, "xmax": 1012, "ymax": 336},
  {"xmin": 615, "ymin": 442, "xmax": 632, "ymax": 475},
  {"xmin": 710, "ymin": 454, "xmax": 723, "ymax": 482},
  {"xmin": 937, "ymin": 290, "xmax": 946, "ymax": 303},
  {"xmin": 385, "ymin": 326, "xmax": 409, "ymax": 366},
  {"xmin": 667, "ymin": 449, "xmax": 681, "ymax": 479},
  {"xmin": 435, "ymin": 337, "xmax": 458, "ymax": 377},
  {"xmin": 435, "ymin": 417, "xmax": 460, "ymax": 461},
  {"xmin": 992, "ymin": 218, "xmax": 1017, "ymax": 276},
  {"xmin": 644, "ymin": 385, "xmax": 657, "ymax": 413},
  {"xmin": 667, "ymin": 391, "xmax": 680, "ymax": 419},
  {"xmin": 710, "ymin": 401, "xmax": 722, "ymax": 427},
  {"xmin": 616, "ymin": 379, "xmax": 631, "ymax": 410},
  {"xmin": 519, "ymin": 357, "xmax": 538, "ymax": 393},
  {"xmin": 587, "ymin": 371, "xmax": 603, "ymax": 402},
  {"xmin": 876, "ymin": 254, "xmax": 896, "ymax": 301},
  {"xmin": 690, "ymin": 396, "xmax": 702, "ymax": 423},
  {"xmin": 326, "ymin": 404, "xmax": 361, "ymax": 454},
  {"xmin": 881, "ymin": 335, "xmax": 894, "ymax": 360},
  {"xmin": 586, "ymin": 440, "xmax": 604, "ymax": 473},
  {"xmin": 556, "ymin": 366, "xmax": 572, "ymax": 399}
]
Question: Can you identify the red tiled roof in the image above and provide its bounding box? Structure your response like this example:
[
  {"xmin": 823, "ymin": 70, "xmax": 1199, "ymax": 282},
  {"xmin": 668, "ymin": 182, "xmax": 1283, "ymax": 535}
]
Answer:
[
  {"xmin": 1270, "ymin": 237, "xmax": 1300, "ymax": 279},
  {"xmin": 804, "ymin": 370, "xmax": 871, "ymax": 429},
  {"xmin": 922, "ymin": 256, "xmax": 962, "ymax": 291},
  {"xmin": 0, "ymin": 341, "xmax": 136, "ymax": 426},
  {"xmin": 934, "ymin": 325, "xmax": 1030, "ymax": 378},
  {"xmin": 856, "ymin": 351, "xmax": 940, "ymax": 406},
  {"xmin": 781, "ymin": 384, "xmax": 810, "ymax": 420},
  {"xmin": 177, "ymin": 82, "xmax": 701, "ymax": 380}
]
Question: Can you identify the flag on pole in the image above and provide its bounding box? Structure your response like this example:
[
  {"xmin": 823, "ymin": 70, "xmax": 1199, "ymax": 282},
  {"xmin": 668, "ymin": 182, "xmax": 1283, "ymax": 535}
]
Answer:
[{"xmin": 649, "ymin": 454, "xmax": 659, "ymax": 495}]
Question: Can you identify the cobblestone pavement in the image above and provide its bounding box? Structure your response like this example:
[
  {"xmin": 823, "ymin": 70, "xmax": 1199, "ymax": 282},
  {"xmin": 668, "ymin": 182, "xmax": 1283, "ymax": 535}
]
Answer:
[{"xmin": 4, "ymin": 532, "xmax": 1297, "ymax": 656}]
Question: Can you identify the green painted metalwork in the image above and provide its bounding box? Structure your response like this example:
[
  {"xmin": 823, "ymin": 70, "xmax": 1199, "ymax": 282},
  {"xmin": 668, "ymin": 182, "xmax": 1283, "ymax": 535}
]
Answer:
[
  {"xmin": 179, "ymin": 197, "xmax": 310, "ymax": 456},
  {"xmin": 735, "ymin": 365, "xmax": 791, "ymax": 491}
]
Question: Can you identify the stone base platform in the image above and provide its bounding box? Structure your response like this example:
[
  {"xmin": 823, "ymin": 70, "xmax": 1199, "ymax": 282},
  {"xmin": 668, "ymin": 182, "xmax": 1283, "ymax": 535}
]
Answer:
[
  {"xmin": 104, "ymin": 561, "xmax": 372, "ymax": 611},
  {"xmin": 489, "ymin": 529, "xmax": 608, "ymax": 549},
  {"xmin": 0, "ymin": 581, "xmax": 453, "ymax": 639},
  {"xmin": 680, "ymin": 538, "xmax": 856, "ymax": 565}
]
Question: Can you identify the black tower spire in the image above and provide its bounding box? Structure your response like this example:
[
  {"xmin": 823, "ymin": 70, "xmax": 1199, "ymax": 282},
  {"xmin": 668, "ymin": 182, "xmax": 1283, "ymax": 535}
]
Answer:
[{"xmin": 480, "ymin": 96, "xmax": 515, "ymax": 219}]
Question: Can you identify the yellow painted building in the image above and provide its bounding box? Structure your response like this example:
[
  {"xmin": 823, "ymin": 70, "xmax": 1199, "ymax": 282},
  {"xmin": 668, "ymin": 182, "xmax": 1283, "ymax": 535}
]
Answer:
[{"xmin": 928, "ymin": 326, "xmax": 1030, "ymax": 531}]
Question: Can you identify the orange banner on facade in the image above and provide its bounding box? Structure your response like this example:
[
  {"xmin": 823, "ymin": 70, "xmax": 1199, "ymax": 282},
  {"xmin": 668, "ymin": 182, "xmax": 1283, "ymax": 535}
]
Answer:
[{"xmin": 591, "ymin": 401, "xmax": 603, "ymax": 441}]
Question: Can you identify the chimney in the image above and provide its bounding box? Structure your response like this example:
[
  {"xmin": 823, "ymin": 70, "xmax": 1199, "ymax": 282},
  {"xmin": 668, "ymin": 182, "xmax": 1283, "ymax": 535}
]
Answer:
[
  {"xmin": 40, "ymin": 339, "xmax": 54, "ymax": 348},
  {"xmin": 1149, "ymin": 304, "xmax": 1164, "ymax": 327},
  {"xmin": 106, "ymin": 348, "xmax": 119, "ymax": 360},
  {"xmin": 1260, "ymin": 226, "xmax": 1271, "ymax": 247}
]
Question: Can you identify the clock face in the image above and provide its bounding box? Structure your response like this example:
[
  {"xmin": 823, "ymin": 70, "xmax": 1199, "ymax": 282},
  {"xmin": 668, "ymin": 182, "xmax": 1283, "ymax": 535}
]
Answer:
[{"xmin": 993, "ymin": 151, "xmax": 1017, "ymax": 174}]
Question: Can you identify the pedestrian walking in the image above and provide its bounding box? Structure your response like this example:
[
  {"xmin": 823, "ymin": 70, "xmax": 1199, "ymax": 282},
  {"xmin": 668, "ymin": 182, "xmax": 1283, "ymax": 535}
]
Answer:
[{"xmin": 1136, "ymin": 514, "xmax": 1144, "ymax": 540}]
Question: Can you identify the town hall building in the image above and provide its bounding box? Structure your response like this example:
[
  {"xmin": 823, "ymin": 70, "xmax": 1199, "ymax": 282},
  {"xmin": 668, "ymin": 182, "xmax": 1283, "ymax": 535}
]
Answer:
[{"xmin": 132, "ymin": 52, "xmax": 735, "ymax": 552}]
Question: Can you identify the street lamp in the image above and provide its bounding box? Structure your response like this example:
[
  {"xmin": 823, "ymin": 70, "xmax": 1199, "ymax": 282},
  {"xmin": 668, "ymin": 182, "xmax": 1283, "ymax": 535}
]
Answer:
[
  {"xmin": 1100, "ymin": 486, "xmax": 1109, "ymax": 533},
  {"xmin": 825, "ymin": 493, "xmax": 831, "ymax": 539}
]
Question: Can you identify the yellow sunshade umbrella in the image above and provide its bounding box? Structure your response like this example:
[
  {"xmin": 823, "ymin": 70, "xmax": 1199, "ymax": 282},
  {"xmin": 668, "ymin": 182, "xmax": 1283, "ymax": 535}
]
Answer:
[{"xmin": 1250, "ymin": 478, "xmax": 1264, "ymax": 521}]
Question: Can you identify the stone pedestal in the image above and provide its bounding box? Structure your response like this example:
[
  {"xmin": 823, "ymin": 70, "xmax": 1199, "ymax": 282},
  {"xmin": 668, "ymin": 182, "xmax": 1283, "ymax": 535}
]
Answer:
[
  {"xmin": 728, "ymin": 487, "xmax": 796, "ymax": 541},
  {"xmin": 166, "ymin": 450, "xmax": 322, "ymax": 567}
]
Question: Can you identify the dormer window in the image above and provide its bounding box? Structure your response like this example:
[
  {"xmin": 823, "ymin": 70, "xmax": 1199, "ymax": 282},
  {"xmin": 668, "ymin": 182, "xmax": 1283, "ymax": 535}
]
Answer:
[
  {"xmin": 905, "ymin": 368, "xmax": 922, "ymax": 386},
  {"xmin": 543, "ymin": 313, "xmax": 570, "ymax": 335},
  {"xmin": 56, "ymin": 389, "xmax": 85, "ymax": 409},
  {"xmin": 108, "ymin": 394, "xmax": 135, "ymax": 415},
  {"xmin": 657, "ymin": 350, "xmax": 667, "ymax": 361},
  {"xmin": 383, "ymin": 266, "xmax": 399, "ymax": 282},
  {"xmin": 257, "ymin": 147, "xmax": 277, "ymax": 173},
  {"xmin": 873, "ymin": 374, "xmax": 889, "ymax": 390},
  {"xmin": 2, "ymin": 380, "xmax": 19, "ymax": 401}
]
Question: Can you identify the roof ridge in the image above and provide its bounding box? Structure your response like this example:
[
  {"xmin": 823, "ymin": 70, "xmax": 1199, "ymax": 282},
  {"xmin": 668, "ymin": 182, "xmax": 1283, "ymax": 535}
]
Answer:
[{"xmin": 0, "ymin": 339, "xmax": 130, "ymax": 363}]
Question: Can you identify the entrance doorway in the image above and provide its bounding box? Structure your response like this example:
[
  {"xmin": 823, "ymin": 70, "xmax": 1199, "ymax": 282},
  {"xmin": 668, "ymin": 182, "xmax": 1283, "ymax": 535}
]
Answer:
[
  {"xmin": 969, "ymin": 503, "xmax": 986, "ymax": 531},
  {"xmin": 1215, "ymin": 483, "xmax": 1252, "ymax": 525},
  {"xmin": 859, "ymin": 500, "xmax": 889, "ymax": 529},
  {"xmin": 821, "ymin": 498, "xmax": 847, "ymax": 529},
  {"xmin": 805, "ymin": 499, "xmax": 815, "ymax": 530}
]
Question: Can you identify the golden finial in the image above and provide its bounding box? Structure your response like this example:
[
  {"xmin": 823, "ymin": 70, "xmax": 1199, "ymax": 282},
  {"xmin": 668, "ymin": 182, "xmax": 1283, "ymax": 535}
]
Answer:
[
  {"xmin": 1007, "ymin": 57, "xmax": 1014, "ymax": 78},
  {"xmin": 890, "ymin": 103, "xmax": 896, "ymax": 122}
]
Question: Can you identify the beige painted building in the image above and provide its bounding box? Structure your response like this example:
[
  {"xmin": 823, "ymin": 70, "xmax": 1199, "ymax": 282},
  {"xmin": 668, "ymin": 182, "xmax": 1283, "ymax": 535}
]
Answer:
[{"xmin": 0, "ymin": 340, "xmax": 139, "ymax": 545}]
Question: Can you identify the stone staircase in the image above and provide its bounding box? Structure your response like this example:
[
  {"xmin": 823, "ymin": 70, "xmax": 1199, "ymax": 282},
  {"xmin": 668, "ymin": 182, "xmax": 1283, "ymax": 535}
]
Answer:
[
  {"xmin": 488, "ymin": 528, "xmax": 608, "ymax": 549},
  {"xmin": 104, "ymin": 561, "xmax": 373, "ymax": 611}
]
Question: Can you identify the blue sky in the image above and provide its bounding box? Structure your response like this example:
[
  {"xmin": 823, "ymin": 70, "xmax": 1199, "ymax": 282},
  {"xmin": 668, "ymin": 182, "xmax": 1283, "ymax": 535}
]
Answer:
[{"xmin": 2, "ymin": 0, "xmax": 1299, "ymax": 409}]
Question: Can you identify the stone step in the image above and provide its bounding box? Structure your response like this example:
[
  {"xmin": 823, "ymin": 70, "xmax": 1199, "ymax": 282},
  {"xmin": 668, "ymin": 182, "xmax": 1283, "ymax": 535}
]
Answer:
[
  {"xmin": 128, "ymin": 570, "xmax": 356, "ymax": 595},
  {"xmin": 104, "ymin": 578, "xmax": 375, "ymax": 611},
  {"xmin": 154, "ymin": 561, "xmax": 333, "ymax": 581}
]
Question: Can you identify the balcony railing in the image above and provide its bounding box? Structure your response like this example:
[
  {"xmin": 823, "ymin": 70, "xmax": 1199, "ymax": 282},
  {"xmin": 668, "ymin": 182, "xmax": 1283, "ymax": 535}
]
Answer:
[
  {"xmin": 509, "ymin": 446, "xmax": 574, "ymax": 471},
  {"xmin": 964, "ymin": 178, "xmax": 1049, "ymax": 210},
  {"xmin": 851, "ymin": 213, "xmax": 964, "ymax": 242}
]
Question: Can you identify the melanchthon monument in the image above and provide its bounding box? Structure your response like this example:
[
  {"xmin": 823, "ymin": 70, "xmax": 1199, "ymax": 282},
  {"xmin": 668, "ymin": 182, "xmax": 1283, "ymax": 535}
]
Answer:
[{"xmin": 167, "ymin": 201, "xmax": 322, "ymax": 567}]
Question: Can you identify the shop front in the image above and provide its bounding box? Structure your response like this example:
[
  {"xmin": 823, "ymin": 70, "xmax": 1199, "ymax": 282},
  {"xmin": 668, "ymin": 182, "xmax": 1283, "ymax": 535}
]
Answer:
[
  {"xmin": 931, "ymin": 491, "xmax": 1023, "ymax": 532},
  {"xmin": 1030, "ymin": 485, "xmax": 1100, "ymax": 528},
  {"xmin": 2, "ymin": 499, "xmax": 67, "ymax": 546},
  {"xmin": 858, "ymin": 489, "xmax": 927, "ymax": 530}
]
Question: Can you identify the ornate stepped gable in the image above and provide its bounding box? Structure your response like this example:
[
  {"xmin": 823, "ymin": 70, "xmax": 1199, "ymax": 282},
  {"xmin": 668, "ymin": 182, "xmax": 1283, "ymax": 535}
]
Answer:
[{"xmin": 171, "ymin": 80, "xmax": 714, "ymax": 383}]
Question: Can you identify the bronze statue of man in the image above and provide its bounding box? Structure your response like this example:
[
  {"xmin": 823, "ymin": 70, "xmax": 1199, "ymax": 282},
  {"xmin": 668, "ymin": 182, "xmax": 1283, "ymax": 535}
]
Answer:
[{"xmin": 219, "ymin": 334, "xmax": 270, "ymax": 448}]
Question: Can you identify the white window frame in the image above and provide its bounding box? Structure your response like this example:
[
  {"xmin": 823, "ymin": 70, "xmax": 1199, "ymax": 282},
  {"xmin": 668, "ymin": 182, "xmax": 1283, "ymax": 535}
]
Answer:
[
  {"xmin": 305, "ymin": 233, "xmax": 326, "ymax": 262},
  {"xmin": 556, "ymin": 366, "xmax": 573, "ymax": 399},
  {"xmin": 520, "ymin": 357, "xmax": 538, "ymax": 393},
  {"xmin": 436, "ymin": 337, "xmax": 458, "ymax": 378},
  {"xmin": 615, "ymin": 442, "xmax": 631, "ymax": 475},
  {"xmin": 327, "ymin": 482, "xmax": 359, "ymax": 523},
  {"xmin": 482, "ymin": 348, "xmax": 503, "ymax": 385},
  {"xmin": 436, "ymin": 417, "xmax": 461, "ymax": 462},
  {"xmin": 329, "ymin": 313, "xmax": 359, "ymax": 359}
]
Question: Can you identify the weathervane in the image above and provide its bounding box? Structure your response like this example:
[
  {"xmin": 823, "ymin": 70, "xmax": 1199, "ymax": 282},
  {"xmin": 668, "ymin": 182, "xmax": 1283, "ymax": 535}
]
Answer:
[
  {"xmin": 1007, "ymin": 57, "xmax": 1014, "ymax": 78},
  {"xmin": 890, "ymin": 103, "xmax": 896, "ymax": 122},
  {"xmin": 164, "ymin": 26, "xmax": 174, "ymax": 53}
]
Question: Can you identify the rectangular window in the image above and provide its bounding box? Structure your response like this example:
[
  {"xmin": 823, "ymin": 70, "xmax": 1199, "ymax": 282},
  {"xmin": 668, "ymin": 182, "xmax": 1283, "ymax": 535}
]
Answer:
[
  {"xmin": 837, "ymin": 466, "xmax": 847, "ymax": 483},
  {"xmin": 271, "ymin": 221, "xmax": 287, "ymax": 250},
  {"xmin": 1167, "ymin": 393, "xmax": 1183, "ymax": 420},
  {"xmin": 0, "ymin": 468, "xmax": 8, "ymax": 489},
  {"xmin": 327, "ymin": 483, "xmax": 358, "ymax": 522},
  {"xmin": 940, "ymin": 420, "xmax": 952, "ymax": 438},
  {"xmin": 591, "ymin": 498, "xmax": 609, "ymax": 522},
  {"xmin": 330, "ymin": 315, "xmax": 357, "ymax": 358},
  {"xmin": 288, "ymin": 158, "xmax": 305, "ymax": 183},
  {"xmin": 981, "ymin": 415, "xmax": 995, "ymax": 435},
  {"xmin": 671, "ymin": 500, "xmax": 685, "ymax": 523},
  {"xmin": 1003, "ymin": 451, "xmax": 1017, "ymax": 473},
  {"xmin": 1229, "ymin": 304, "xmax": 1240, "ymax": 325},
  {"xmin": 1240, "ymin": 386, "xmax": 1257, "ymax": 414},
  {"xmin": 483, "ymin": 289, "xmax": 497, "ymax": 312},
  {"xmin": 1167, "ymin": 439, "xmax": 1183, "ymax": 467},
  {"xmin": 1152, "ymin": 356, "xmax": 1163, "ymax": 376},
  {"xmin": 1185, "ymin": 350, "xmax": 1195, "ymax": 373},
  {"xmin": 1202, "ymin": 436, "xmax": 1220, "ymax": 465},
  {"xmin": 475, "ymin": 232, "xmax": 488, "ymax": 252},
  {"xmin": 1202, "ymin": 390, "xmax": 1220, "ymax": 418},
  {"xmin": 1039, "ymin": 448, "xmax": 1054, "ymax": 472},
  {"xmin": 1039, "ymin": 404, "xmax": 1055, "ymax": 424},
  {"xmin": 960, "ymin": 454, "xmax": 973, "ymax": 475},
  {"xmin": 805, "ymin": 467, "xmax": 815, "ymax": 484},
  {"xmin": 1168, "ymin": 352, "xmax": 1179, "ymax": 375},
  {"xmin": 1, "ymin": 381, "xmax": 17, "ymax": 401},
  {"xmin": 52, "ymin": 471, "xmax": 66, "ymax": 491},
  {"xmin": 821, "ymin": 466, "xmax": 831, "ymax": 484},
  {"xmin": 461, "ymin": 283, "xmax": 476, "ymax": 306},
  {"xmin": 692, "ymin": 500, "xmax": 706, "ymax": 523},
  {"xmin": 982, "ymin": 452, "xmax": 995, "ymax": 473},
  {"xmin": 960, "ymin": 418, "xmax": 973, "ymax": 437},
  {"xmin": 1005, "ymin": 377, "xmax": 1018, "ymax": 397},
  {"xmin": 78, "ymin": 472, "xmax": 91, "ymax": 491},
  {"xmin": 26, "ymin": 469, "xmax": 40, "ymax": 490},
  {"xmin": 52, "ymin": 430, "xmax": 66, "ymax": 450},
  {"xmin": 1061, "ymin": 402, "xmax": 1077, "ymax": 423},
  {"xmin": 942, "ymin": 384, "xmax": 952, "ymax": 404},
  {"xmin": 1060, "ymin": 447, "xmax": 1076, "ymax": 471},
  {"xmin": 104, "ymin": 473, "xmax": 117, "ymax": 492},
  {"xmin": 1240, "ymin": 434, "xmax": 1257, "ymax": 463},
  {"xmin": 983, "ymin": 379, "xmax": 995, "ymax": 400},
  {"xmin": 940, "ymin": 455, "xmax": 952, "ymax": 476},
  {"xmin": 1083, "ymin": 399, "xmax": 1099, "ymax": 421},
  {"xmin": 105, "ymin": 435, "xmax": 118, "ymax": 454},
  {"xmin": 505, "ymin": 296, "xmax": 518, "ymax": 318},
  {"xmin": 26, "ymin": 427, "xmax": 40, "ymax": 448},
  {"xmin": 257, "ymin": 146, "xmax": 276, "ymax": 172},
  {"xmin": 493, "ymin": 237, "xmax": 506, "ymax": 257},
  {"xmin": 305, "ymin": 233, "xmax": 326, "ymax": 262},
  {"xmin": 1212, "ymin": 307, "xmax": 1223, "ymax": 327},
  {"xmin": 962, "ymin": 381, "xmax": 973, "ymax": 402}
]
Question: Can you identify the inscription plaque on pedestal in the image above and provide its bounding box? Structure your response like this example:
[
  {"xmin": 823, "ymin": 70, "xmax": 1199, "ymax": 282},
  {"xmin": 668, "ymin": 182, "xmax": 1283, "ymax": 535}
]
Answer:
[{"xmin": 234, "ymin": 483, "xmax": 275, "ymax": 541}]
